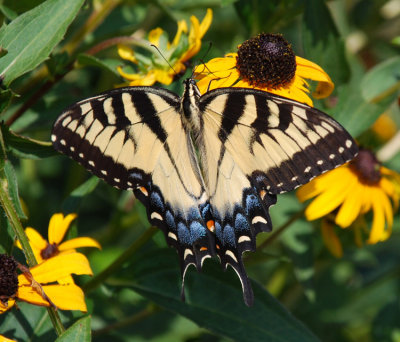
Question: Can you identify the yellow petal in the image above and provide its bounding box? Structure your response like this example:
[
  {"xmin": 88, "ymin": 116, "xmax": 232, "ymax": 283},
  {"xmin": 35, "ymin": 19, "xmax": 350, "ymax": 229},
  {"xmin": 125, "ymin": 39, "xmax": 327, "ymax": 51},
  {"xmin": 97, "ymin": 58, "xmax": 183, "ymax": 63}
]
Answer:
[
  {"xmin": 171, "ymin": 20, "xmax": 188, "ymax": 47},
  {"xmin": 196, "ymin": 68, "xmax": 240, "ymax": 93},
  {"xmin": 199, "ymin": 8, "xmax": 213, "ymax": 38},
  {"xmin": 18, "ymin": 227, "xmax": 47, "ymax": 263},
  {"xmin": 297, "ymin": 166, "xmax": 353, "ymax": 202},
  {"xmin": 0, "ymin": 299, "xmax": 15, "ymax": 314},
  {"xmin": 0, "ymin": 334, "xmax": 17, "ymax": 341},
  {"xmin": 19, "ymin": 253, "xmax": 93, "ymax": 285},
  {"xmin": 259, "ymin": 76, "xmax": 313, "ymax": 106},
  {"xmin": 304, "ymin": 181, "xmax": 352, "ymax": 221},
  {"xmin": 321, "ymin": 219, "xmax": 343, "ymax": 258},
  {"xmin": 18, "ymin": 284, "xmax": 87, "ymax": 312},
  {"xmin": 295, "ymin": 56, "xmax": 334, "ymax": 99},
  {"xmin": 154, "ymin": 69, "xmax": 174, "ymax": 85},
  {"xmin": 48, "ymin": 213, "xmax": 77, "ymax": 245},
  {"xmin": 195, "ymin": 54, "xmax": 237, "ymax": 75},
  {"xmin": 59, "ymin": 237, "xmax": 101, "ymax": 251},
  {"xmin": 44, "ymin": 284, "xmax": 87, "ymax": 312},
  {"xmin": 117, "ymin": 45, "xmax": 138, "ymax": 64},
  {"xmin": 23, "ymin": 227, "xmax": 47, "ymax": 250},
  {"xmin": 148, "ymin": 27, "xmax": 163, "ymax": 46},
  {"xmin": 335, "ymin": 181, "xmax": 364, "ymax": 228},
  {"xmin": 367, "ymin": 191, "xmax": 386, "ymax": 244}
]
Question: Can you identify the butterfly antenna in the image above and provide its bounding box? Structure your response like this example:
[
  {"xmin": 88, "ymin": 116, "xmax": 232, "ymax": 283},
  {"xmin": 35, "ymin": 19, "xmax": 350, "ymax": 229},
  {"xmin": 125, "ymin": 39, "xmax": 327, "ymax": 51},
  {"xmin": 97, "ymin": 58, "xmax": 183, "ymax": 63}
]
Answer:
[{"xmin": 150, "ymin": 44, "xmax": 177, "ymax": 74}]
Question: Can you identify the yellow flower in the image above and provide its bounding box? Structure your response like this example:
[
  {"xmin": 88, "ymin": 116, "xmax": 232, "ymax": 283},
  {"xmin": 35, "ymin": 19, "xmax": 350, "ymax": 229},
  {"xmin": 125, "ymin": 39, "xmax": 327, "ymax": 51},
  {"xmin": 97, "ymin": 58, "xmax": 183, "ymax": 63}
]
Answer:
[
  {"xmin": 0, "ymin": 253, "xmax": 92, "ymax": 313},
  {"xmin": 194, "ymin": 33, "xmax": 333, "ymax": 106},
  {"xmin": 0, "ymin": 335, "xmax": 16, "ymax": 342},
  {"xmin": 297, "ymin": 148, "xmax": 400, "ymax": 249},
  {"xmin": 117, "ymin": 9, "xmax": 212, "ymax": 86},
  {"xmin": 17, "ymin": 213, "xmax": 101, "ymax": 265}
]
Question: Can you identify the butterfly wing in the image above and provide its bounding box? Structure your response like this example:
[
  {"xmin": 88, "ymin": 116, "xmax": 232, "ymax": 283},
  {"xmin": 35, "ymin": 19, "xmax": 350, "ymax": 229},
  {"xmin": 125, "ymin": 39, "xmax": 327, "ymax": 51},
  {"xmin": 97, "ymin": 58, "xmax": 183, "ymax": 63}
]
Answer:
[
  {"xmin": 198, "ymin": 87, "xmax": 358, "ymax": 305},
  {"xmin": 51, "ymin": 87, "xmax": 215, "ymax": 278}
]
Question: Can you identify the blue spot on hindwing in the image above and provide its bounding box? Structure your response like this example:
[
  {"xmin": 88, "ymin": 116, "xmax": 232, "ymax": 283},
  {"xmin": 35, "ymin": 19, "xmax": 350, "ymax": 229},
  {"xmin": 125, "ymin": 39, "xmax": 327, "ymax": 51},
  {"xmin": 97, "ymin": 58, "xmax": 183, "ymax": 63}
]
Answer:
[
  {"xmin": 190, "ymin": 221, "xmax": 206, "ymax": 242},
  {"xmin": 188, "ymin": 207, "xmax": 201, "ymax": 221},
  {"xmin": 215, "ymin": 221, "xmax": 223, "ymax": 242},
  {"xmin": 245, "ymin": 193, "xmax": 261, "ymax": 214},
  {"xmin": 150, "ymin": 191, "xmax": 165, "ymax": 212},
  {"xmin": 165, "ymin": 210, "xmax": 176, "ymax": 231},
  {"xmin": 223, "ymin": 225, "xmax": 236, "ymax": 247},
  {"xmin": 235, "ymin": 213, "xmax": 249, "ymax": 232},
  {"xmin": 177, "ymin": 222, "xmax": 191, "ymax": 245}
]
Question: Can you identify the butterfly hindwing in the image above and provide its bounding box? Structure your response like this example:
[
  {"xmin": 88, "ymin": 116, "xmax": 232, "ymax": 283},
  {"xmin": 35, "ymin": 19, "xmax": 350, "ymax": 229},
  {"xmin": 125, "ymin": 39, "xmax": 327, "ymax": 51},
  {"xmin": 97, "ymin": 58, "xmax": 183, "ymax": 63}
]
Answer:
[{"xmin": 197, "ymin": 87, "xmax": 357, "ymax": 303}]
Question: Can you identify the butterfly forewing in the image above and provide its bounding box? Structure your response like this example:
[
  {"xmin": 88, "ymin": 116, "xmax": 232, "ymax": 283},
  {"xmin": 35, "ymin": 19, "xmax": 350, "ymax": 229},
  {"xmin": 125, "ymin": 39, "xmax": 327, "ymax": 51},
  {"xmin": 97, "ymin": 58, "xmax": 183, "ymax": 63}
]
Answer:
[{"xmin": 199, "ymin": 88, "xmax": 358, "ymax": 194}]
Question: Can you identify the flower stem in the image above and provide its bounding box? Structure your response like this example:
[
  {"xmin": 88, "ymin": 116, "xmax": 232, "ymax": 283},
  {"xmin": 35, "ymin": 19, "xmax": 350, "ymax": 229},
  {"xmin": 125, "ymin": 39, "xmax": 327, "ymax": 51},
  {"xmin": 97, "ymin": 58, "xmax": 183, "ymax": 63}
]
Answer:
[
  {"xmin": 83, "ymin": 226, "xmax": 158, "ymax": 294},
  {"xmin": 93, "ymin": 305, "xmax": 159, "ymax": 336}
]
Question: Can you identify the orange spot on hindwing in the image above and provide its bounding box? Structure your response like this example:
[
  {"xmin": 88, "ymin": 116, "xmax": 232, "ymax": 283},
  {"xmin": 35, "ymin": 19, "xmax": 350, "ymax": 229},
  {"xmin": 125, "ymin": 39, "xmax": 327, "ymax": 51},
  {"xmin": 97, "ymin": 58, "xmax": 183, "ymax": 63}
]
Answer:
[{"xmin": 207, "ymin": 220, "xmax": 215, "ymax": 232}]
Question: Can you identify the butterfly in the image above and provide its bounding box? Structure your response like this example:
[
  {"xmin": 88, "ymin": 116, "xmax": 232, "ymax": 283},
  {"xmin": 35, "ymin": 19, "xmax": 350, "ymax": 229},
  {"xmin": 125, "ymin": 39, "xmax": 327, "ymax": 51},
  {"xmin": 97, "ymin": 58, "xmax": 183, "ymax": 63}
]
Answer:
[{"xmin": 51, "ymin": 78, "xmax": 358, "ymax": 306}]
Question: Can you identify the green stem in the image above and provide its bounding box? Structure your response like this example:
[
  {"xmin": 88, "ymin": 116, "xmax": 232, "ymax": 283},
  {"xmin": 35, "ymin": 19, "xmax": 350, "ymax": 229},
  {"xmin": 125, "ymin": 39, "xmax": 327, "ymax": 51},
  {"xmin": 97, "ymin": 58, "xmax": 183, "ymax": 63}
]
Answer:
[
  {"xmin": 93, "ymin": 305, "xmax": 159, "ymax": 336},
  {"xmin": 257, "ymin": 209, "xmax": 305, "ymax": 251},
  {"xmin": 83, "ymin": 226, "xmax": 158, "ymax": 293}
]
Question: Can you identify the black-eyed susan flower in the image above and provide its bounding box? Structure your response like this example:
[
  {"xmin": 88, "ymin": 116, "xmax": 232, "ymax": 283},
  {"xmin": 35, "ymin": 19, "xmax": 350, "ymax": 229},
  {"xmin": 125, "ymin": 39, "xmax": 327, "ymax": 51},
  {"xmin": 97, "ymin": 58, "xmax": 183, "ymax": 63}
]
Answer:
[
  {"xmin": 16, "ymin": 213, "xmax": 100, "ymax": 265},
  {"xmin": 0, "ymin": 253, "xmax": 92, "ymax": 313},
  {"xmin": 194, "ymin": 33, "xmax": 334, "ymax": 106},
  {"xmin": 117, "ymin": 9, "xmax": 212, "ymax": 86},
  {"xmin": 297, "ymin": 148, "xmax": 400, "ymax": 252}
]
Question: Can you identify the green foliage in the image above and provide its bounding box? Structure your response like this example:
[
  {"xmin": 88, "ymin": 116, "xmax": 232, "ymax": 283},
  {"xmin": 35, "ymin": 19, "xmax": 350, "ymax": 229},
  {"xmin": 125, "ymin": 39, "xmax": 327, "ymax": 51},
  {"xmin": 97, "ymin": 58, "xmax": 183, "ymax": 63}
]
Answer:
[
  {"xmin": 0, "ymin": 0, "xmax": 85, "ymax": 85},
  {"xmin": 0, "ymin": 0, "xmax": 399, "ymax": 341}
]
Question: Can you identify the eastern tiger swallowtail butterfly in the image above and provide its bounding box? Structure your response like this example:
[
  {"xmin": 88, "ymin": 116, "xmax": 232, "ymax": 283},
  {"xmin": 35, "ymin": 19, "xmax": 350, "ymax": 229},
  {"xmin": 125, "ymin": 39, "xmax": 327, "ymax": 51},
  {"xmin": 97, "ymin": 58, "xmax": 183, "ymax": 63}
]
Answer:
[{"xmin": 52, "ymin": 78, "xmax": 358, "ymax": 306}]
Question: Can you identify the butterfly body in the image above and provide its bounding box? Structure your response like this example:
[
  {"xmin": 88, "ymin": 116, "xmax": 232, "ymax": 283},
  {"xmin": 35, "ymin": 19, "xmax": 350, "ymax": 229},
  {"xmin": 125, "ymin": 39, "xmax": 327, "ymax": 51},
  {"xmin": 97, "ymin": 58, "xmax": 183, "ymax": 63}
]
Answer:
[{"xmin": 52, "ymin": 79, "xmax": 358, "ymax": 306}]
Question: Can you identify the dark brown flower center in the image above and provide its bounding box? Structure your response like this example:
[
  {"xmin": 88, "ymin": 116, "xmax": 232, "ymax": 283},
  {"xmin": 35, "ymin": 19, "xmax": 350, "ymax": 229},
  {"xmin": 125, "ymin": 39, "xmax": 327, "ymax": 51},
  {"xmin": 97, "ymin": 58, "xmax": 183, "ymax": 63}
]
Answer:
[
  {"xmin": 0, "ymin": 254, "xmax": 18, "ymax": 303},
  {"xmin": 41, "ymin": 243, "xmax": 59, "ymax": 260},
  {"xmin": 349, "ymin": 149, "xmax": 381, "ymax": 185},
  {"xmin": 236, "ymin": 33, "xmax": 296, "ymax": 88}
]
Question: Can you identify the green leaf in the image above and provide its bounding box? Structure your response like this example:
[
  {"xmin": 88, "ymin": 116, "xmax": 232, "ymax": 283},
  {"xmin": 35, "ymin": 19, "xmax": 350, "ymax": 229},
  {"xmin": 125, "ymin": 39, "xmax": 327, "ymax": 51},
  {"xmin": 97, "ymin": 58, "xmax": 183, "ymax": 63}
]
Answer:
[
  {"xmin": 301, "ymin": 0, "xmax": 350, "ymax": 85},
  {"xmin": 62, "ymin": 177, "xmax": 100, "ymax": 213},
  {"xmin": 0, "ymin": 302, "xmax": 56, "ymax": 341},
  {"xmin": 77, "ymin": 54, "xmax": 122, "ymax": 77},
  {"xmin": 361, "ymin": 56, "xmax": 400, "ymax": 103},
  {"xmin": 1, "ymin": 124, "xmax": 56, "ymax": 159},
  {"xmin": 0, "ymin": 88, "xmax": 13, "ymax": 113},
  {"xmin": 0, "ymin": 3, "xmax": 18, "ymax": 20},
  {"xmin": 330, "ymin": 57, "xmax": 397, "ymax": 138},
  {"xmin": 3, "ymin": 160, "xmax": 26, "ymax": 219},
  {"xmin": 126, "ymin": 248, "xmax": 320, "ymax": 342},
  {"xmin": 0, "ymin": 0, "xmax": 85, "ymax": 86},
  {"xmin": 55, "ymin": 316, "xmax": 91, "ymax": 342}
]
